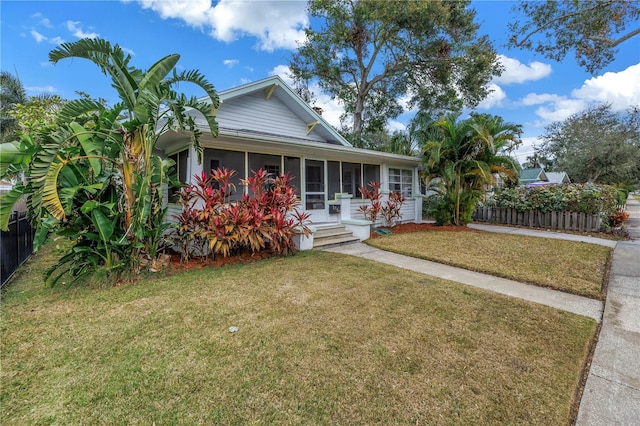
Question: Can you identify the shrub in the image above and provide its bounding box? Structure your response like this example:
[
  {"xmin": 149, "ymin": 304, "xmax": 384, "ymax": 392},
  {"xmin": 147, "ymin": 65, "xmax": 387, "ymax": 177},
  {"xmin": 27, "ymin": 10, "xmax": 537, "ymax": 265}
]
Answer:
[
  {"xmin": 490, "ymin": 184, "xmax": 619, "ymax": 215},
  {"xmin": 358, "ymin": 181, "xmax": 406, "ymax": 227},
  {"xmin": 422, "ymin": 193, "xmax": 444, "ymax": 219},
  {"xmin": 171, "ymin": 168, "xmax": 311, "ymax": 262}
]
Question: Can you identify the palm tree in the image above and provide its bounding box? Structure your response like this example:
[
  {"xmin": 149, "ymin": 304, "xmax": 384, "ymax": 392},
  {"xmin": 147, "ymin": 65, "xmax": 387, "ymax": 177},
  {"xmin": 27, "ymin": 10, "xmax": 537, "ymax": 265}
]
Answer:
[
  {"xmin": 0, "ymin": 71, "xmax": 27, "ymax": 143},
  {"xmin": 422, "ymin": 113, "xmax": 521, "ymax": 225},
  {"xmin": 469, "ymin": 113, "xmax": 522, "ymax": 188}
]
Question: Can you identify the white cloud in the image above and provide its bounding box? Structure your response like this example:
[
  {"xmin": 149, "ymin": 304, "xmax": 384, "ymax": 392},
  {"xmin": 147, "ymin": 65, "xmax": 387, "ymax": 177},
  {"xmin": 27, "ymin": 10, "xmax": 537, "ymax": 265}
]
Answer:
[
  {"xmin": 135, "ymin": 0, "xmax": 308, "ymax": 51},
  {"xmin": 571, "ymin": 63, "xmax": 640, "ymax": 111},
  {"xmin": 494, "ymin": 55, "xmax": 552, "ymax": 85},
  {"xmin": 30, "ymin": 29, "xmax": 46, "ymax": 43},
  {"xmin": 477, "ymin": 83, "xmax": 507, "ymax": 109},
  {"xmin": 269, "ymin": 64, "xmax": 294, "ymax": 85},
  {"xmin": 223, "ymin": 59, "xmax": 239, "ymax": 68},
  {"xmin": 521, "ymin": 93, "xmax": 586, "ymax": 123},
  {"xmin": 519, "ymin": 63, "xmax": 640, "ymax": 125},
  {"xmin": 49, "ymin": 36, "xmax": 65, "ymax": 45},
  {"xmin": 25, "ymin": 85, "xmax": 56, "ymax": 93},
  {"xmin": 66, "ymin": 21, "xmax": 99, "ymax": 39},
  {"xmin": 513, "ymin": 136, "xmax": 540, "ymax": 163},
  {"xmin": 387, "ymin": 120, "xmax": 406, "ymax": 133},
  {"xmin": 121, "ymin": 47, "xmax": 136, "ymax": 56}
]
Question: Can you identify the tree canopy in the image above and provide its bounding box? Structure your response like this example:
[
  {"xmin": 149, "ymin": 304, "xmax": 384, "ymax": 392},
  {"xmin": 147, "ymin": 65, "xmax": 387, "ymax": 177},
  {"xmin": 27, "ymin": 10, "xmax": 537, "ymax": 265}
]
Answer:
[
  {"xmin": 536, "ymin": 104, "xmax": 640, "ymax": 185},
  {"xmin": 508, "ymin": 0, "xmax": 640, "ymax": 74},
  {"xmin": 290, "ymin": 0, "xmax": 501, "ymax": 147}
]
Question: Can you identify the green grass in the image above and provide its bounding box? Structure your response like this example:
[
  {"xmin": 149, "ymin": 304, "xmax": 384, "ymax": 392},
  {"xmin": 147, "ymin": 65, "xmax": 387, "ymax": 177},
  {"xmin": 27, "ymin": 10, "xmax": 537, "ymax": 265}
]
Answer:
[
  {"xmin": 367, "ymin": 230, "xmax": 612, "ymax": 299},
  {"xmin": 1, "ymin": 243, "xmax": 596, "ymax": 424}
]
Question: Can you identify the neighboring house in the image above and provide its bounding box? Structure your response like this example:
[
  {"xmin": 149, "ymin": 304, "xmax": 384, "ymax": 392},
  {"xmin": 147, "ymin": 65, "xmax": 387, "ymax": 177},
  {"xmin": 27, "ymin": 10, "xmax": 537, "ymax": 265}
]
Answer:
[
  {"xmin": 519, "ymin": 168, "xmax": 548, "ymax": 184},
  {"xmin": 156, "ymin": 76, "xmax": 423, "ymax": 238},
  {"xmin": 545, "ymin": 172, "xmax": 571, "ymax": 185}
]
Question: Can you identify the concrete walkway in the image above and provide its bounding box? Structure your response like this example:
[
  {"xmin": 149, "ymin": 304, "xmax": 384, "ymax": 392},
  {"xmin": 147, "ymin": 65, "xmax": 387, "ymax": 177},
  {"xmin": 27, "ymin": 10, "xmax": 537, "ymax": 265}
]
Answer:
[
  {"xmin": 577, "ymin": 196, "xmax": 640, "ymax": 425},
  {"xmin": 324, "ymin": 198, "xmax": 640, "ymax": 424},
  {"xmin": 324, "ymin": 242, "xmax": 604, "ymax": 322}
]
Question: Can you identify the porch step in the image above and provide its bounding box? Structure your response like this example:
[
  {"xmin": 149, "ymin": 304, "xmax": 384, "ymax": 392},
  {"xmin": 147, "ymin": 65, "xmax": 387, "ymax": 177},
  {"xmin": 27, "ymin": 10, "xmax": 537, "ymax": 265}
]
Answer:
[{"xmin": 313, "ymin": 225, "xmax": 361, "ymax": 249}]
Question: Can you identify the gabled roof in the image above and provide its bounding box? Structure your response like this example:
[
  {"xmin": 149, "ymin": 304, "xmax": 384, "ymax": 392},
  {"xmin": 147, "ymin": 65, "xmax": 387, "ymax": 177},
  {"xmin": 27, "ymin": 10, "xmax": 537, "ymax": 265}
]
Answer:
[
  {"xmin": 545, "ymin": 172, "xmax": 571, "ymax": 184},
  {"xmin": 520, "ymin": 168, "xmax": 548, "ymax": 183},
  {"xmin": 216, "ymin": 75, "xmax": 351, "ymax": 147}
]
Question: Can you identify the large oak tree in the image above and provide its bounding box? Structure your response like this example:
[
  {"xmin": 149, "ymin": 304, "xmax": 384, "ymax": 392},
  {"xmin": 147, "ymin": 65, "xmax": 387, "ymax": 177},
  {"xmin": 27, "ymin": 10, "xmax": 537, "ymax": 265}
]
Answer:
[
  {"xmin": 537, "ymin": 104, "xmax": 640, "ymax": 185},
  {"xmin": 290, "ymin": 0, "xmax": 501, "ymax": 147},
  {"xmin": 508, "ymin": 0, "xmax": 640, "ymax": 74}
]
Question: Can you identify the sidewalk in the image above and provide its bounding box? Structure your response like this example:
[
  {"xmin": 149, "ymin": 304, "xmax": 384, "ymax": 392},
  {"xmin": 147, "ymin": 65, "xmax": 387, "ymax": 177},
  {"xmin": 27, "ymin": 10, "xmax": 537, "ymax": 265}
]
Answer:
[
  {"xmin": 324, "ymin": 242, "xmax": 603, "ymax": 322},
  {"xmin": 324, "ymin": 200, "xmax": 640, "ymax": 424},
  {"xmin": 577, "ymin": 195, "xmax": 640, "ymax": 425}
]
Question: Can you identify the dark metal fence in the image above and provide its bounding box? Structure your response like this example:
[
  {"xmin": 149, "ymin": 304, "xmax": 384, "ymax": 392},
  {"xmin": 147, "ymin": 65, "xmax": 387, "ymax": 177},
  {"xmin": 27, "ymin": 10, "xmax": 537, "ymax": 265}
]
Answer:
[{"xmin": 1, "ymin": 211, "xmax": 35, "ymax": 288}]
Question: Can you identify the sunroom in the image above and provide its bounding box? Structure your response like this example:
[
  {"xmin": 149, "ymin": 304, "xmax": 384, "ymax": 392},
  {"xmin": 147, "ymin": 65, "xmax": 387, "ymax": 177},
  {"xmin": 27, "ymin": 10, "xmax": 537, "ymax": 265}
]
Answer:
[{"xmin": 155, "ymin": 76, "xmax": 422, "ymax": 243}]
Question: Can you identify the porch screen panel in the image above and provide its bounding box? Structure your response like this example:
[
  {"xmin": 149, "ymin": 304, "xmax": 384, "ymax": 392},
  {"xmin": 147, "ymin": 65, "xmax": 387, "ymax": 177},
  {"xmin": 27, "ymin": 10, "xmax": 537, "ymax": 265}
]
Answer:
[
  {"xmin": 204, "ymin": 148, "xmax": 245, "ymax": 200},
  {"xmin": 342, "ymin": 162, "xmax": 362, "ymax": 198},
  {"xmin": 305, "ymin": 159, "xmax": 325, "ymax": 210},
  {"xmin": 248, "ymin": 153, "xmax": 281, "ymax": 176},
  {"xmin": 363, "ymin": 164, "xmax": 380, "ymax": 187},
  {"xmin": 327, "ymin": 161, "xmax": 340, "ymax": 201},
  {"xmin": 284, "ymin": 156, "xmax": 301, "ymax": 197}
]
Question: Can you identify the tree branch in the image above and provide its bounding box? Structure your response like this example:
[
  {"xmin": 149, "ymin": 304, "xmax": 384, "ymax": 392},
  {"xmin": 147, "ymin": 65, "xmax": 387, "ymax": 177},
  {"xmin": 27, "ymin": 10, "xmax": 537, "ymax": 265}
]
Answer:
[
  {"xmin": 513, "ymin": 0, "xmax": 616, "ymax": 47},
  {"xmin": 587, "ymin": 27, "xmax": 640, "ymax": 47}
]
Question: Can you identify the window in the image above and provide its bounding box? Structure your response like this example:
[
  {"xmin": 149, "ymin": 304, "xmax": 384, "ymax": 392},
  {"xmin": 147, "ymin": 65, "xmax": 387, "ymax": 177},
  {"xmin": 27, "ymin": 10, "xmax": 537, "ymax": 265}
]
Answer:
[
  {"xmin": 168, "ymin": 149, "xmax": 189, "ymax": 202},
  {"xmin": 389, "ymin": 168, "xmax": 413, "ymax": 197}
]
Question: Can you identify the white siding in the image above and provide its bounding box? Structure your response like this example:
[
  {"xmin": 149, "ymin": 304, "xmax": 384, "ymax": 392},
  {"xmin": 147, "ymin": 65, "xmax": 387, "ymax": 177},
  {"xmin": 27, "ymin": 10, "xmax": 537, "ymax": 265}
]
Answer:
[
  {"xmin": 166, "ymin": 204, "xmax": 182, "ymax": 225},
  {"xmin": 348, "ymin": 198, "xmax": 416, "ymax": 226},
  {"xmin": 216, "ymin": 92, "xmax": 328, "ymax": 143}
]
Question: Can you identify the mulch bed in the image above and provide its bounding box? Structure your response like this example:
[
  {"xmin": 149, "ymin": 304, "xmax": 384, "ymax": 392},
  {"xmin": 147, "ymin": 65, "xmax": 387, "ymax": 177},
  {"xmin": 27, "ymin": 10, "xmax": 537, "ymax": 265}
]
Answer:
[
  {"xmin": 370, "ymin": 223, "xmax": 473, "ymax": 238},
  {"xmin": 165, "ymin": 223, "xmax": 471, "ymax": 269}
]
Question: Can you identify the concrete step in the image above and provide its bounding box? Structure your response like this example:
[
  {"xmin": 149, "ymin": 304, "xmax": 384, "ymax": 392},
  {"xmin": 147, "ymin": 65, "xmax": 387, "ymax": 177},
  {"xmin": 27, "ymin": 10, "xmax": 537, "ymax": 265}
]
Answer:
[
  {"xmin": 314, "ymin": 227, "xmax": 355, "ymax": 239},
  {"xmin": 313, "ymin": 234, "xmax": 361, "ymax": 249},
  {"xmin": 312, "ymin": 224, "xmax": 361, "ymax": 249}
]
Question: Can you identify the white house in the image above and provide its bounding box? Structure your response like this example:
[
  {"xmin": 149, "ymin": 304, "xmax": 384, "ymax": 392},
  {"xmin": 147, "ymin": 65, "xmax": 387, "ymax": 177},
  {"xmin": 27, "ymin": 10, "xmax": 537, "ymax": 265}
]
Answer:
[{"xmin": 155, "ymin": 76, "xmax": 423, "ymax": 246}]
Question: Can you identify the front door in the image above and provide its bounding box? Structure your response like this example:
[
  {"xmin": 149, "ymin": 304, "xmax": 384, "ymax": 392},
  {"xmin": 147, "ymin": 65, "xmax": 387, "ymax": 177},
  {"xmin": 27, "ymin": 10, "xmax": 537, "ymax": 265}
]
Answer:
[{"xmin": 304, "ymin": 159, "xmax": 327, "ymax": 223}]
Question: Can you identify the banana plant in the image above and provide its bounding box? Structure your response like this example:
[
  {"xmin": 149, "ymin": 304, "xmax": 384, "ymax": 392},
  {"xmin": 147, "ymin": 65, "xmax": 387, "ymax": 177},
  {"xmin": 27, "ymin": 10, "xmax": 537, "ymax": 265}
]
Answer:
[
  {"xmin": 48, "ymin": 38, "xmax": 219, "ymax": 240},
  {"xmin": 0, "ymin": 37, "xmax": 220, "ymax": 284}
]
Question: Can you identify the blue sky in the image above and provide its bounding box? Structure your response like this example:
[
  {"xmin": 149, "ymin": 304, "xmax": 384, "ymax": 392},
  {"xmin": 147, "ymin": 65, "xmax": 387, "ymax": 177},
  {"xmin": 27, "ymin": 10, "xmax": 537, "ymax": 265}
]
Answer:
[{"xmin": 1, "ymin": 0, "xmax": 639, "ymax": 162}]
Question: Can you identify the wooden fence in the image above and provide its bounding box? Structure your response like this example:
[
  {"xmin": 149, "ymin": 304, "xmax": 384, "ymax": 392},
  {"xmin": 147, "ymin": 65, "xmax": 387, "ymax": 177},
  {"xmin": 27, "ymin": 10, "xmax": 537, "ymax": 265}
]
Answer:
[{"xmin": 473, "ymin": 207, "xmax": 601, "ymax": 232}]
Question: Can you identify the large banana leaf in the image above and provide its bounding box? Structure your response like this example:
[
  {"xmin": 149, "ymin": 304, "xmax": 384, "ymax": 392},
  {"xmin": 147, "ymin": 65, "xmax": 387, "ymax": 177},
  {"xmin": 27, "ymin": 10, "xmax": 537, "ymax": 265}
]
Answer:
[
  {"xmin": 57, "ymin": 98, "xmax": 106, "ymax": 124},
  {"xmin": 41, "ymin": 155, "xmax": 67, "ymax": 220},
  {"xmin": 0, "ymin": 184, "xmax": 25, "ymax": 231},
  {"xmin": 92, "ymin": 208, "xmax": 114, "ymax": 242},
  {"xmin": 0, "ymin": 141, "xmax": 30, "ymax": 178},
  {"xmin": 50, "ymin": 39, "xmax": 137, "ymax": 111},
  {"xmin": 69, "ymin": 122, "xmax": 102, "ymax": 176}
]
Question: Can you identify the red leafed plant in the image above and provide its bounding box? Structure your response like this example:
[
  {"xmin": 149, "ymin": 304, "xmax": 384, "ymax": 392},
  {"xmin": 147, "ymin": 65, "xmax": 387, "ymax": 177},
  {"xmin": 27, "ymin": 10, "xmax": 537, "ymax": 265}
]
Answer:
[
  {"xmin": 609, "ymin": 208, "xmax": 629, "ymax": 227},
  {"xmin": 358, "ymin": 181, "xmax": 406, "ymax": 227},
  {"xmin": 171, "ymin": 168, "xmax": 311, "ymax": 262}
]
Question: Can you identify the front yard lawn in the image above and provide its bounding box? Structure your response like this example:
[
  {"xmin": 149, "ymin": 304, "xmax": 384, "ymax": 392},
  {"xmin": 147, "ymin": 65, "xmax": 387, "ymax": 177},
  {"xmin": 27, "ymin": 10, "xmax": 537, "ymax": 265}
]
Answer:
[
  {"xmin": 367, "ymin": 229, "xmax": 611, "ymax": 299},
  {"xmin": 1, "ymin": 243, "xmax": 596, "ymax": 424}
]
